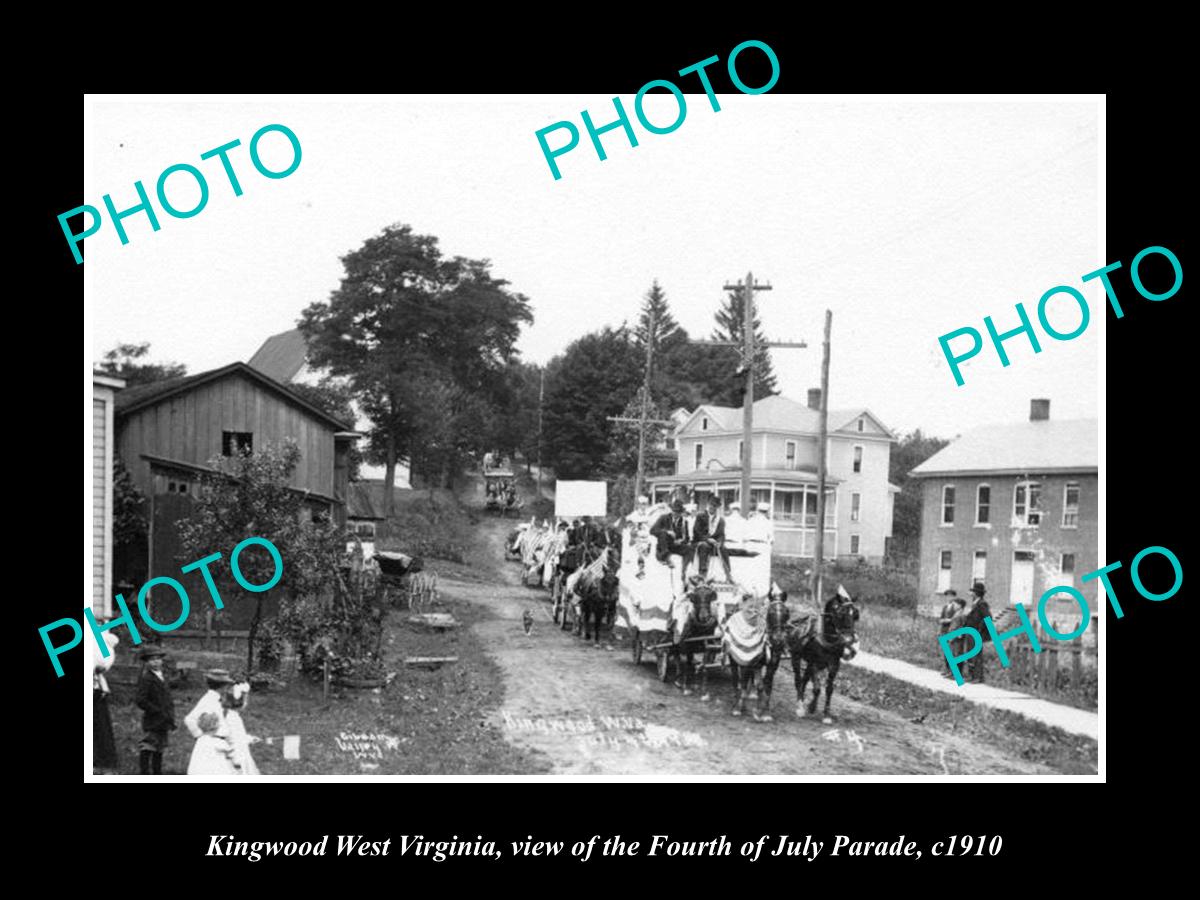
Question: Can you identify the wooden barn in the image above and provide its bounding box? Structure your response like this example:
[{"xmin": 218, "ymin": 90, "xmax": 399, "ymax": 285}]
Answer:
[{"xmin": 113, "ymin": 361, "xmax": 357, "ymax": 629}]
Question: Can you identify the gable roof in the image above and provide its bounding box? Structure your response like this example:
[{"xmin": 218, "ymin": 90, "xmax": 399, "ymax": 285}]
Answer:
[
  {"xmin": 678, "ymin": 395, "xmax": 894, "ymax": 439},
  {"xmin": 247, "ymin": 329, "xmax": 308, "ymax": 383},
  {"xmin": 911, "ymin": 418, "xmax": 1098, "ymax": 477},
  {"xmin": 114, "ymin": 361, "xmax": 352, "ymax": 431}
]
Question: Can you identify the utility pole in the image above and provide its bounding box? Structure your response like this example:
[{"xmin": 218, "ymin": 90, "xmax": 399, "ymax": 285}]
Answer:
[
  {"xmin": 608, "ymin": 308, "xmax": 673, "ymax": 500},
  {"xmin": 536, "ymin": 368, "xmax": 544, "ymax": 500},
  {"xmin": 693, "ymin": 272, "xmax": 807, "ymax": 507},
  {"xmin": 812, "ymin": 310, "xmax": 832, "ymax": 602}
]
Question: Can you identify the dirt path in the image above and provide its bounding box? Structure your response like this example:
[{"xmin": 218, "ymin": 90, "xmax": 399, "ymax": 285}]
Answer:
[{"xmin": 446, "ymin": 517, "xmax": 1054, "ymax": 775}]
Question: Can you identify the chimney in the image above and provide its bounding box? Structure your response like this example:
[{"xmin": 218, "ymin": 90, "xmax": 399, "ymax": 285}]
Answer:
[
  {"xmin": 807, "ymin": 388, "xmax": 822, "ymax": 410},
  {"xmin": 1030, "ymin": 398, "xmax": 1050, "ymax": 421}
]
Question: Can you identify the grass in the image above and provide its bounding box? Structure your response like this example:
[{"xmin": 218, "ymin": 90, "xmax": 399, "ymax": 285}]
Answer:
[
  {"xmin": 104, "ymin": 588, "xmax": 549, "ymax": 776},
  {"xmin": 836, "ymin": 666, "xmax": 1097, "ymax": 775}
]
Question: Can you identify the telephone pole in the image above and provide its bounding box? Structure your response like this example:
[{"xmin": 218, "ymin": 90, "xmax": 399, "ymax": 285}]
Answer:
[
  {"xmin": 536, "ymin": 368, "xmax": 544, "ymax": 500},
  {"xmin": 693, "ymin": 272, "xmax": 807, "ymax": 507},
  {"xmin": 608, "ymin": 308, "xmax": 673, "ymax": 500},
  {"xmin": 812, "ymin": 310, "xmax": 832, "ymax": 601}
]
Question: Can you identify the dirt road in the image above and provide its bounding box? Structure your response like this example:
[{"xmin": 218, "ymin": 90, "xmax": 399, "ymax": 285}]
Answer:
[{"xmin": 446, "ymin": 517, "xmax": 1052, "ymax": 775}]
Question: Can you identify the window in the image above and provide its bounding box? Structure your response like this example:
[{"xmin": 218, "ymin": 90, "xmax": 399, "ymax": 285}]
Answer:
[
  {"xmin": 1061, "ymin": 553, "xmax": 1076, "ymax": 576},
  {"xmin": 941, "ymin": 485, "xmax": 955, "ymax": 525},
  {"xmin": 850, "ymin": 534, "xmax": 861, "ymax": 554},
  {"xmin": 785, "ymin": 440, "xmax": 797, "ymax": 470},
  {"xmin": 851, "ymin": 492, "xmax": 861, "ymax": 523},
  {"xmin": 857, "ymin": 417, "xmax": 865, "ymax": 433},
  {"xmin": 1062, "ymin": 482, "xmax": 1080, "ymax": 528},
  {"xmin": 664, "ymin": 437, "xmax": 676, "ymax": 450},
  {"xmin": 694, "ymin": 442, "xmax": 703, "ymax": 471},
  {"xmin": 973, "ymin": 550, "xmax": 987, "ymax": 588},
  {"xmin": 1014, "ymin": 480, "xmax": 1043, "ymax": 527},
  {"xmin": 937, "ymin": 550, "xmax": 953, "ymax": 592},
  {"xmin": 975, "ymin": 484, "xmax": 990, "ymax": 525},
  {"xmin": 738, "ymin": 440, "xmax": 745, "ymax": 465},
  {"xmin": 853, "ymin": 445, "xmax": 863, "ymax": 474},
  {"xmin": 701, "ymin": 417, "xmax": 709, "ymax": 431},
  {"xmin": 166, "ymin": 478, "xmax": 190, "ymax": 495},
  {"xmin": 222, "ymin": 431, "xmax": 253, "ymax": 456},
  {"xmin": 351, "ymin": 521, "xmax": 377, "ymax": 538}
]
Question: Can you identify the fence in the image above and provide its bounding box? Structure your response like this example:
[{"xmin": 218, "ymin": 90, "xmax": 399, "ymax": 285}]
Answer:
[{"xmin": 995, "ymin": 625, "xmax": 1097, "ymax": 707}]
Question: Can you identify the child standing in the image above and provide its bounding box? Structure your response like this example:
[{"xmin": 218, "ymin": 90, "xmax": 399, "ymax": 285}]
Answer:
[
  {"xmin": 187, "ymin": 712, "xmax": 238, "ymax": 775},
  {"xmin": 134, "ymin": 646, "xmax": 176, "ymax": 775}
]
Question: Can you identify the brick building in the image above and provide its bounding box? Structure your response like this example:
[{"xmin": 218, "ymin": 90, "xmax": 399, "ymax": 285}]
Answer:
[{"xmin": 911, "ymin": 399, "xmax": 1097, "ymax": 639}]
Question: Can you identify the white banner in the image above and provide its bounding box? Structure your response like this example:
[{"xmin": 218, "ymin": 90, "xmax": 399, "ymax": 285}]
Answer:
[{"xmin": 554, "ymin": 480, "xmax": 608, "ymax": 518}]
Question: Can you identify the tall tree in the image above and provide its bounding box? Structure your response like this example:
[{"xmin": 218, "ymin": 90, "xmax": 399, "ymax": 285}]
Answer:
[
  {"xmin": 888, "ymin": 429, "xmax": 952, "ymax": 566},
  {"xmin": 95, "ymin": 342, "xmax": 187, "ymax": 386},
  {"xmin": 298, "ymin": 224, "xmax": 532, "ymax": 514},
  {"xmin": 541, "ymin": 327, "xmax": 641, "ymax": 478},
  {"xmin": 633, "ymin": 280, "xmax": 679, "ymax": 353},
  {"xmin": 713, "ymin": 288, "xmax": 779, "ymax": 398}
]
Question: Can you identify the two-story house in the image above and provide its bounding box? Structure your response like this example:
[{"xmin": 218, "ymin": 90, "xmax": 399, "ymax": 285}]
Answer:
[
  {"xmin": 910, "ymin": 399, "xmax": 1098, "ymax": 639},
  {"xmin": 646, "ymin": 391, "xmax": 898, "ymax": 562}
]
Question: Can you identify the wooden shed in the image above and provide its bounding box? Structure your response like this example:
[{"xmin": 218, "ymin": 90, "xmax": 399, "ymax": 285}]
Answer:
[{"xmin": 114, "ymin": 362, "xmax": 356, "ymax": 628}]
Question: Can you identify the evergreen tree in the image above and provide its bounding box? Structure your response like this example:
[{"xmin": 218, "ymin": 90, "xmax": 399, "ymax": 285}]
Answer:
[
  {"xmin": 633, "ymin": 280, "xmax": 679, "ymax": 352},
  {"xmin": 713, "ymin": 288, "xmax": 779, "ymax": 398}
]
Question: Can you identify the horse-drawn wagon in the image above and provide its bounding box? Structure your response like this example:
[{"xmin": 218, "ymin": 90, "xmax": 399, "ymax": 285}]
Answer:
[
  {"xmin": 615, "ymin": 527, "xmax": 773, "ymax": 686},
  {"xmin": 483, "ymin": 468, "xmax": 519, "ymax": 516}
]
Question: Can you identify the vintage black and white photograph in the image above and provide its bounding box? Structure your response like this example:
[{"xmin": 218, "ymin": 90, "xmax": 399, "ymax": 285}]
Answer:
[{"xmin": 84, "ymin": 94, "xmax": 1101, "ymax": 778}]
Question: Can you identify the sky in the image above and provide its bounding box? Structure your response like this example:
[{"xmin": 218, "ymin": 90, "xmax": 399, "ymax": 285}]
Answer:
[{"xmin": 84, "ymin": 95, "xmax": 1100, "ymax": 439}]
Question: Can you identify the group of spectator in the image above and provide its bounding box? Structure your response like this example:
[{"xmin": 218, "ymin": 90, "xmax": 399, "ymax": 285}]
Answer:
[{"xmin": 937, "ymin": 584, "xmax": 992, "ymax": 682}]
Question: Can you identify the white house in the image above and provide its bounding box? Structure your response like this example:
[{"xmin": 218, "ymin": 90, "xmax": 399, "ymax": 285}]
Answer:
[
  {"xmin": 93, "ymin": 373, "xmax": 126, "ymax": 619},
  {"xmin": 646, "ymin": 391, "xmax": 898, "ymax": 562}
]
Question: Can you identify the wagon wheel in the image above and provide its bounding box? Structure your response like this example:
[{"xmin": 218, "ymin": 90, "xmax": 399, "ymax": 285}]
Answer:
[
  {"xmin": 631, "ymin": 632, "xmax": 643, "ymax": 665},
  {"xmin": 656, "ymin": 649, "xmax": 671, "ymax": 682}
]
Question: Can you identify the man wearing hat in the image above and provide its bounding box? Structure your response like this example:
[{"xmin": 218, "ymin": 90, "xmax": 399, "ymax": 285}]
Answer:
[
  {"xmin": 693, "ymin": 495, "xmax": 732, "ymax": 582},
  {"xmin": 650, "ymin": 498, "xmax": 693, "ymax": 571},
  {"xmin": 961, "ymin": 584, "xmax": 993, "ymax": 683},
  {"xmin": 938, "ymin": 589, "xmax": 966, "ymax": 676},
  {"xmin": 135, "ymin": 646, "xmax": 176, "ymax": 775}
]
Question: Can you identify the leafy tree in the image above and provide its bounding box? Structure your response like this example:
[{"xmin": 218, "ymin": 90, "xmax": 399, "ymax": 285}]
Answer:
[
  {"xmin": 712, "ymin": 288, "xmax": 778, "ymax": 398},
  {"xmin": 298, "ymin": 223, "xmax": 532, "ymax": 514},
  {"xmin": 177, "ymin": 440, "xmax": 346, "ymax": 674},
  {"xmin": 95, "ymin": 342, "xmax": 186, "ymax": 386},
  {"xmin": 887, "ymin": 429, "xmax": 952, "ymax": 566},
  {"xmin": 541, "ymin": 327, "xmax": 642, "ymax": 478},
  {"xmin": 112, "ymin": 458, "xmax": 147, "ymax": 547},
  {"xmin": 603, "ymin": 388, "xmax": 672, "ymax": 479}
]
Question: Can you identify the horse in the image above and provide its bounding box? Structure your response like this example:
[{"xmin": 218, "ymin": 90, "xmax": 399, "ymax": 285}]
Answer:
[
  {"xmin": 576, "ymin": 549, "xmax": 620, "ymax": 647},
  {"xmin": 669, "ymin": 579, "xmax": 720, "ymax": 698},
  {"xmin": 786, "ymin": 588, "xmax": 860, "ymax": 724},
  {"xmin": 723, "ymin": 595, "xmax": 775, "ymax": 721}
]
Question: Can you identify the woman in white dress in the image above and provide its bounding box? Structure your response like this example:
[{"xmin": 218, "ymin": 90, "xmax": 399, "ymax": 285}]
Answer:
[
  {"xmin": 188, "ymin": 712, "xmax": 238, "ymax": 775},
  {"xmin": 223, "ymin": 682, "xmax": 260, "ymax": 776}
]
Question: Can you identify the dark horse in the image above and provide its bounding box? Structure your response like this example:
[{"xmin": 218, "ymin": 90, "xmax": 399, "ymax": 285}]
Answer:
[
  {"xmin": 670, "ymin": 579, "xmax": 720, "ymax": 699},
  {"xmin": 576, "ymin": 544, "xmax": 621, "ymax": 646},
  {"xmin": 762, "ymin": 588, "xmax": 860, "ymax": 723}
]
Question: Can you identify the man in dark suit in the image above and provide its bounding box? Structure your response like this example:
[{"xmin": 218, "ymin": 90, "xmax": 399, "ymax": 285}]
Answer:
[
  {"xmin": 135, "ymin": 646, "xmax": 176, "ymax": 775},
  {"xmin": 693, "ymin": 496, "xmax": 732, "ymax": 581},
  {"xmin": 961, "ymin": 583, "xmax": 992, "ymax": 683},
  {"xmin": 651, "ymin": 499, "xmax": 692, "ymax": 570}
]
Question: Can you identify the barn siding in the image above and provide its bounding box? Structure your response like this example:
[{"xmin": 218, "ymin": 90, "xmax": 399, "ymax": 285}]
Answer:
[{"xmin": 117, "ymin": 371, "xmax": 338, "ymax": 498}]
